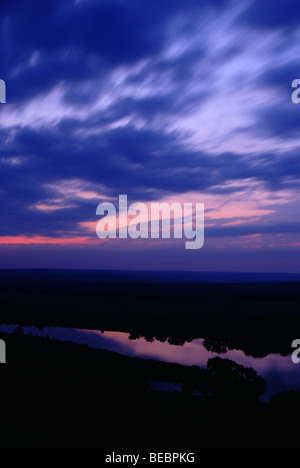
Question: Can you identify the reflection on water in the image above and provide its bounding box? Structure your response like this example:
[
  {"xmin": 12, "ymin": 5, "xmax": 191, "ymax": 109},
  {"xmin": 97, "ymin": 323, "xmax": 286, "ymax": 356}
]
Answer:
[{"xmin": 0, "ymin": 324, "xmax": 299, "ymax": 400}]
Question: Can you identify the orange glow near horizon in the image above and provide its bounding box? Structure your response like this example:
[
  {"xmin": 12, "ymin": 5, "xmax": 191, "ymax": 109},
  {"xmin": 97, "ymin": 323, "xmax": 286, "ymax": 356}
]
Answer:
[{"xmin": 0, "ymin": 235, "xmax": 92, "ymax": 245}]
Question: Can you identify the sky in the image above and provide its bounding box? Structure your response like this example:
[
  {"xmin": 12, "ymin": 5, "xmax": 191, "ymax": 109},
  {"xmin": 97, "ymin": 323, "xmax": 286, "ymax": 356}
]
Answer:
[{"xmin": 0, "ymin": 0, "xmax": 300, "ymax": 272}]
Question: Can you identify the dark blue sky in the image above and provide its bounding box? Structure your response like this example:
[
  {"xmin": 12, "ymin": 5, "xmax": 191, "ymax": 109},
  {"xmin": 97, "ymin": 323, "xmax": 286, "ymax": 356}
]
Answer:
[{"xmin": 0, "ymin": 0, "xmax": 300, "ymax": 272}]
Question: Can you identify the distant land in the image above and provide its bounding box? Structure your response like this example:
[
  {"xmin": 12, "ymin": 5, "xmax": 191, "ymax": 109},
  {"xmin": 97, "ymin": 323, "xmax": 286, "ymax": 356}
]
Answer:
[{"xmin": 0, "ymin": 269, "xmax": 299, "ymax": 284}]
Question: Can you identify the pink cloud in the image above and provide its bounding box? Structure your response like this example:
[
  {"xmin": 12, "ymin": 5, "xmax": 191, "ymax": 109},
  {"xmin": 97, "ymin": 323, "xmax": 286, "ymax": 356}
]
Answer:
[{"xmin": 0, "ymin": 236, "xmax": 92, "ymax": 245}]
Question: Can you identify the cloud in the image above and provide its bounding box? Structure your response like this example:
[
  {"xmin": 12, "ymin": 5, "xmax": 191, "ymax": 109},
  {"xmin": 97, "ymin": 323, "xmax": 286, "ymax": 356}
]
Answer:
[{"xmin": 0, "ymin": 0, "xmax": 300, "ymax": 269}]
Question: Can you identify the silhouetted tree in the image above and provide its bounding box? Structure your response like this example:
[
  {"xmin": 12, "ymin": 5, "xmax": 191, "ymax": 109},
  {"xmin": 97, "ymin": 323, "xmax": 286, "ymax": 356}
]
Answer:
[
  {"xmin": 203, "ymin": 338, "xmax": 228, "ymax": 354},
  {"xmin": 167, "ymin": 337, "xmax": 186, "ymax": 346},
  {"xmin": 200, "ymin": 357, "xmax": 266, "ymax": 403}
]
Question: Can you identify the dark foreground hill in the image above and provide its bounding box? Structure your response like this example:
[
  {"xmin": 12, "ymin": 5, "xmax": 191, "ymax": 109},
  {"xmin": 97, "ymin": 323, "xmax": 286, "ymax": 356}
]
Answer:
[{"xmin": 0, "ymin": 331, "xmax": 300, "ymax": 448}]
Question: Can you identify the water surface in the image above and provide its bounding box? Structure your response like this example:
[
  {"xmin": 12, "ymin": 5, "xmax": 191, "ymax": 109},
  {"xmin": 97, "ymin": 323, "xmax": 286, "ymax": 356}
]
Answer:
[{"xmin": 0, "ymin": 324, "xmax": 299, "ymax": 400}]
